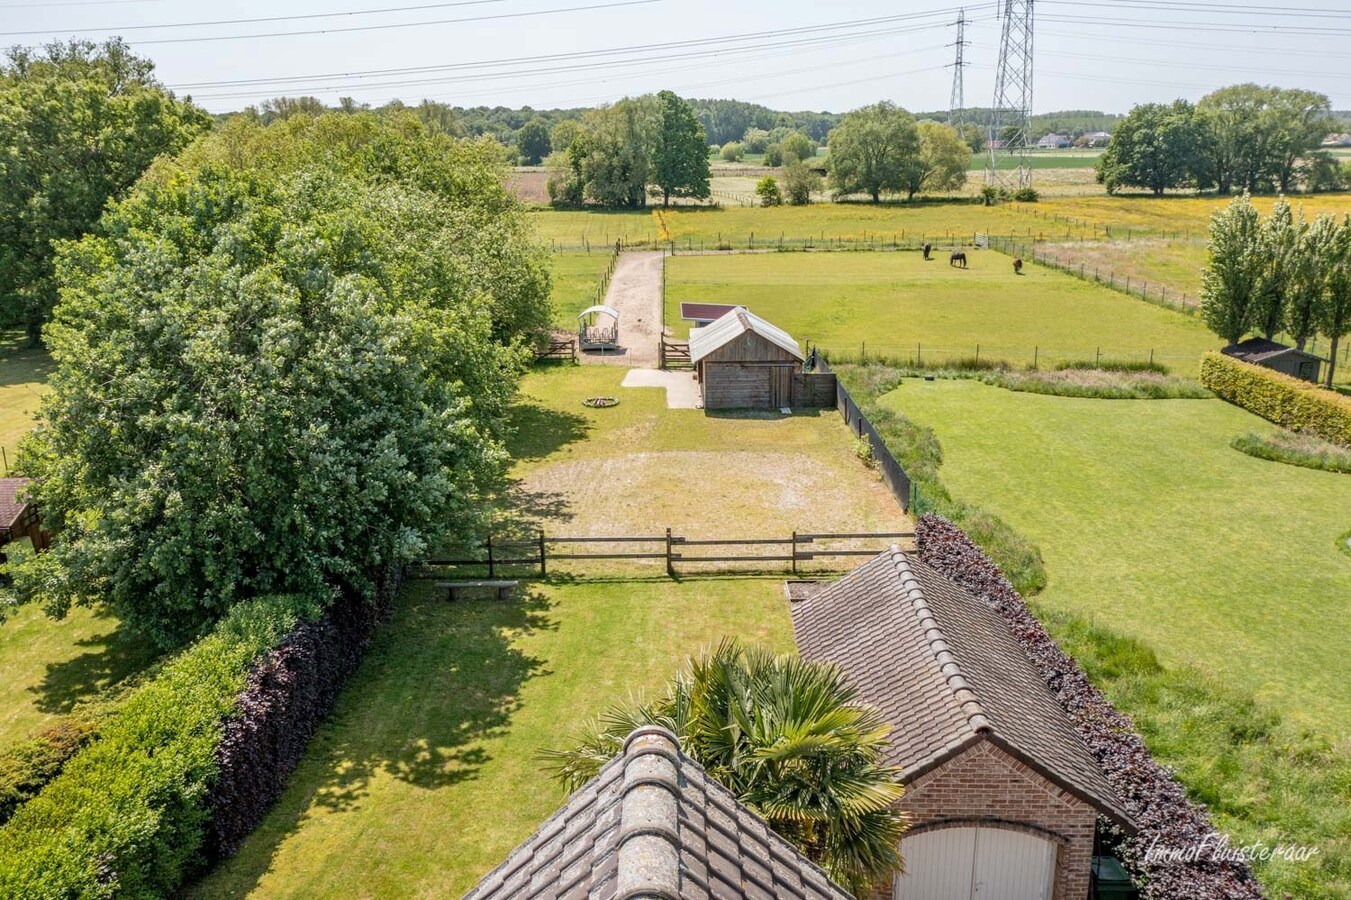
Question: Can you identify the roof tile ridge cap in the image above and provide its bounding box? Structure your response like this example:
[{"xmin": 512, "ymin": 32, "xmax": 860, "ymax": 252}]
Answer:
[
  {"xmin": 889, "ymin": 548, "xmax": 993, "ymax": 736},
  {"xmin": 616, "ymin": 726, "xmax": 682, "ymax": 900}
]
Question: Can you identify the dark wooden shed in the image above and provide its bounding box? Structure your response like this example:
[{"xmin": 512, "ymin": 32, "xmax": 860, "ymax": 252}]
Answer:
[
  {"xmin": 688, "ymin": 307, "xmax": 806, "ymax": 410},
  {"xmin": 0, "ymin": 477, "xmax": 43, "ymax": 549},
  {"xmin": 1221, "ymin": 337, "xmax": 1323, "ymax": 383}
]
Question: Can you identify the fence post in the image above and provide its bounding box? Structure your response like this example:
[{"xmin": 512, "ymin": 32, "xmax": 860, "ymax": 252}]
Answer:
[
  {"xmin": 1096, "ymin": 347, "xmax": 1101, "ymax": 366},
  {"xmin": 1034, "ymin": 345, "xmax": 1039, "ymax": 369},
  {"xmin": 538, "ymin": 530, "xmax": 547, "ymax": 578},
  {"xmin": 975, "ymin": 343, "xmax": 980, "ymax": 364},
  {"xmin": 1149, "ymin": 348, "xmax": 1154, "ymax": 367},
  {"xmin": 665, "ymin": 528, "xmax": 674, "ymax": 577},
  {"xmin": 486, "ymin": 534, "xmax": 495, "ymax": 579},
  {"xmin": 791, "ymin": 530, "xmax": 798, "ymax": 576}
]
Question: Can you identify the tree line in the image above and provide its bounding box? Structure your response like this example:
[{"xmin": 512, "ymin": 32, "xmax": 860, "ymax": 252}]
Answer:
[
  {"xmin": 1097, "ymin": 84, "xmax": 1344, "ymax": 196},
  {"xmin": 1201, "ymin": 195, "xmax": 1351, "ymax": 387}
]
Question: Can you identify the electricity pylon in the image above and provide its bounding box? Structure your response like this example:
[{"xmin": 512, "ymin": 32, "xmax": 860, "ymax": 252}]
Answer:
[
  {"xmin": 947, "ymin": 9, "xmax": 969, "ymax": 129},
  {"xmin": 986, "ymin": 0, "xmax": 1034, "ymax": 190}
]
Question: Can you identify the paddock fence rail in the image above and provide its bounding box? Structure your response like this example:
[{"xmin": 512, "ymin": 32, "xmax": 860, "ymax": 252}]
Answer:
[
  {"xmin": 419, "ymin": 528, "xmax": 915, "ymax": 578},
  {"xmin": 811, "ymin": 353, "xmax": 913, "ymax": 513}
]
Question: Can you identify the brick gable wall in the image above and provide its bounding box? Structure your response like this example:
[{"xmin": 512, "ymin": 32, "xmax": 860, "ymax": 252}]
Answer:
[{"xmin": 875, "ymin": 738, "xmax": 1097, "ymax": 900}]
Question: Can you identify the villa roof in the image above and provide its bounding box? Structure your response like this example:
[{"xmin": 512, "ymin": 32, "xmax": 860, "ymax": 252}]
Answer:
[
  {"xmin": 688, "ymin": 307, "xmax": 803, "ymax": 364},
  {"xmin": 792, "ymin": 548, "xmax": 1134, "ymax": 828},
  {"xmin": 465, "ymin": 726, "xmax": 852, "ymax": 900}
]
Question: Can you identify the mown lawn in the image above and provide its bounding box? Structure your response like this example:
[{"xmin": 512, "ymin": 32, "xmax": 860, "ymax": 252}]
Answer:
[
  {"xmin": 190, "ymin": 363, "xmax": 907, "ymax": 897},
  {"xmin": 665, "ymin": 250, "xmax": 1217, "ymax": 370},
  {"xmin": 884, "ymin": 378, "xmax": 1351, "ymax": 734},
  {"xmin": 0, "ymin": 330, "xmax": 51, "ymax": 466}
]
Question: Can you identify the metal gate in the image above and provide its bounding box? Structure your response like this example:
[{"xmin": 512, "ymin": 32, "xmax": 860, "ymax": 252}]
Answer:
[{"xmin": 893, "ymin": 827, "xmax": 1056, "ymax": 900}]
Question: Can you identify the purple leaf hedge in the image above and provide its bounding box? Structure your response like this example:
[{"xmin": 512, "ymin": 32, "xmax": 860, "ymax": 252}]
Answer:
[
  {"xmin": 915, "ymin": 514, "xmax": 1262, "ymax": 900},
  {"xmin": 207, "ymin": 572, "xmax": 398, "ymax": 858}
]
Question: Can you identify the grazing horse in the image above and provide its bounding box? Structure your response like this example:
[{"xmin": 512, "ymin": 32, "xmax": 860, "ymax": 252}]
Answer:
[
  {"xmin": 1013, "ymin": 258, "xmax": 1023, "ymax": 275},
  {"xmin": 922, "ymin": 242, "xmax": 933, "ymax": 261},
  {"xmin": 949, "ymin": 251, "xmax": 968, "ymax": 268}
]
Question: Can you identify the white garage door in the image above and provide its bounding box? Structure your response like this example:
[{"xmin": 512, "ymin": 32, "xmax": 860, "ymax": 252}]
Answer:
[{"xmin": 893, "ymin": 827, "xmax": 1057, "ymax": 900}]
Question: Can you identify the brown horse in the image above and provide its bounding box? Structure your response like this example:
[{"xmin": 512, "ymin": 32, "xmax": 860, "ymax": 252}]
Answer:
[
  {"xmin": 949, "ymin": 251, "xmax": 968, "ymax": 268},
  {"xmin": 1013, "ymin": 258, "xmax": 1023, "ymax": 275},
  {"xmin": 922, "ymin": 242, "xmax": 933, "ymax": 260}
]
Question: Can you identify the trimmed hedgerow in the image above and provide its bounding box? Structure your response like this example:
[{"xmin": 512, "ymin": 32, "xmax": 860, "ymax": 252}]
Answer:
[
  {"xmin": 915, "ymin": 515, "xmax": 1262, "ymax": 900},
  {"xmin": 0, "ymin": 595, "xmax": 317, "ymax": 898},
  {"xmin": 1200, "ymin": 351, "xmax": 1351, "ymax": 447},
  {"xmin": 0, "ymin": 713, "xmax": 100, "ymax": 827},
  {"xmin": 208, "ymin": 577, "xmax": 393, "ymax": 856}
]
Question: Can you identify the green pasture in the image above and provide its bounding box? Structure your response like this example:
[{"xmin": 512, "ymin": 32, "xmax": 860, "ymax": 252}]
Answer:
[
  {"xmin": 664, "ymin": 250, "xmax": 1217, "ymax": 369},
  {"xmin": 886, "ymin": 378, "xmax": 1351, "ymax": 734},
  {"xmin": 0, "ymin": 331, "xmax": 50, "ymax": 466},
  {"xmin": 548, "ymin": 251, "xmax": 612, "ymax": 328}
]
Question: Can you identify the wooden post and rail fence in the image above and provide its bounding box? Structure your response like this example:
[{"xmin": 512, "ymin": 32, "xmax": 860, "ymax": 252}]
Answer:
[{"xmin": 422, "ymin": 528, "xmax": 915, "ymax": 578}]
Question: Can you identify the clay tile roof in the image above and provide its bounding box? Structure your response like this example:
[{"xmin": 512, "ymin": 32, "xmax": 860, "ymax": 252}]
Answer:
[
  {"xmin": 792, "ymin": 548, "xmax": 1133, "ymax": 828},
  {"xmin": 464, "ymin": 725, "xmax": 853, "ymax": 900},
  {"xmin": 0, "ymin": 478, "xmax": 32, "ymax": 531}
]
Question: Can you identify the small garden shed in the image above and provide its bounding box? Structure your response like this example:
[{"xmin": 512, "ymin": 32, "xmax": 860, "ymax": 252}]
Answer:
[
  {"xmin": 688, "ymin": 307, "xmax": 805, "ymax": 410},
  {"xmin": 0, "ymin": 477, "xmax": 41, "ymax": 548},
  {"xmin": 793, "ymin": 548, "xmax": 1135, "ymax": 900},
  {"xmin": 1221, "ymin": 337, "xmax": 1322, "ymax": 383}
]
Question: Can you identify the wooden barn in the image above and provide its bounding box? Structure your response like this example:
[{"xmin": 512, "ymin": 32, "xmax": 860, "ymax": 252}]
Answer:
[
  {"xmin": 0, "ymin": 477, "xmax": 43, "ymax": 550},
  {"xmin": 688, "ymin": 307, "xmax": 817, "ymax": 410}
]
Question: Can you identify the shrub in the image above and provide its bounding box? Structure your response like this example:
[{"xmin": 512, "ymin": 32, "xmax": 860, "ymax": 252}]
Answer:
[
  {"xmin": 782, "ymin": 161, "xmax": 822, "ymax": 205},
  {"xmin": 915, "ymin": 515, "xmax": 1263, "ymax": 900},
  {"xmin": 1231, "ymin": 430, "xmax": 1351, "ymax": 473},
  {"xmin": 1012, "ymin": 186, "xmax": 1040, "ymax": 202},
  {"xmin": 0, "ymin": 594, "xmax": 318, "ymax": 896},
  {"xmin": 1055, "ymin": 358, "xmax": 1170, "ymax": 374},
  {"xmin": 983, "ymin": 369, "xmax": 1211, "ymax": 400},
  {"xmin": 1200, "ymin": 352, "xmax": 1351, "ymax": 447},
  {"xmin": 755, "ymin": 176, "xmax": 782, "ymax": 207},
  {"xmin": 719, "ymin": 141, "xmax": 744, "ymax": 162}
]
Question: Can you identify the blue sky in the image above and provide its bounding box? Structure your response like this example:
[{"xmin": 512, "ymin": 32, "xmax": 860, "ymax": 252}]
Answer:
[{"xmin": 4, "ymin": 0, "xmax": 1349, "ymax": 114}]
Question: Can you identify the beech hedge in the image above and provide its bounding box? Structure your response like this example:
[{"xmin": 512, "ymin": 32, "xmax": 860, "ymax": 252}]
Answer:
[
  {"xmin": 0, "ymin": 580, "xmax": 392, "ymax": 896},
  {"xmin": 1200, "ymin": 351, "xmax": 1351, "ymax": 447},
  {"xmin": 915, "ymin": 514, "xmax": 1262, "ymax": 900}
]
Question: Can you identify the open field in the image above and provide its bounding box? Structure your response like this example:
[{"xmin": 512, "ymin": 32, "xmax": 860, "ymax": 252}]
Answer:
[
  {"xmin": 884, "ymin": 378, "xmax": 1351, "ymax": 734},
  {"xmin": 188, "ymin": 363, "xmax": 908, "ymax": 897},
  {"xmin": 1039, "ymin": 192, "xmax": 1351, "ymax": 234},
  {"xmin": 664, "ymin": 250, "xmax": 1217, "ymax": 370}
]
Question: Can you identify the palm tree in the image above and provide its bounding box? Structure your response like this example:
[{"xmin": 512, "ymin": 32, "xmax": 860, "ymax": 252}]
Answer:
[{"xmin": 542, "ymin": 641, "xmax": 907, "ymax": 896}]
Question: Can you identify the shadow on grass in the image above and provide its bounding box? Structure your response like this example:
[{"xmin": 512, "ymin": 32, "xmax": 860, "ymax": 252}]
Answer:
[
  {"xmin": 31, "ymin": 609, "xmax": 162, "ymax": 714},
  {"xmin": 702, "ymin": 407, "xmax": 827, "ymax": 421},
  {"xmin": 506, "ymin": 398, "xmax": 589, "ymax": 461},
  {"xmin": 194, "ymin": 580, "xmax": 553, "ymax": 894}
]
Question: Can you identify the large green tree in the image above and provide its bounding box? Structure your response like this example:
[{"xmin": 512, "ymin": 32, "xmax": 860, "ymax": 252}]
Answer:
[
  {"xmin": 1287, "ymin": 214, "xmax": 1335, "ymax": 350},
  {"xmin": 545, "ymin": 641, "xmax": 906, "ymax": 897},
  {"xmin": 516, "ymin": 117, "xmax": 552, "ymax": 165},
  {"xmin": 827, "ymin": 102, "xmax": 921, "ymax": 203},
  {"xmin": 649, "ymin": 90, "xmax": 710, "ymax": 208},
  {"xmin": 1316, "ymin": 216, "xmax": 1351, "ymax": 388},
  {"xmin": 901, "ymin": 121, "xmax": 969, "ymax": 199},
  {"xmin": 1252, "ymin": 199, "xmax": 1303, "ymax": 341},
  {"xmin": 8, "ymin": 115, "xmax": 550, "ymax": 646},
  {"xmin": 0, "ymin": 40, "xmax": 210, "ymax": 343},
  {"xmin": 1200, "ymin": 194, "xmax": 1265, "ymax": 343},
  {"xmin": 1267, "ymin": 88, "xmax": 1333, "ymax": 194},
  {"xmin": 1095, "ymin": 100, "xmax": 1205, "ymax": 196}
]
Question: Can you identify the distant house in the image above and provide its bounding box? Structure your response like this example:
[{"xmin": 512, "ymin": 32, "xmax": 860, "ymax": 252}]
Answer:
[
  {"xmin": 1036, "ymin": 133, "xmax": 1072, "ymax": 149},
  {"xmin": 1221, "ymin": 337, "xmax": 1323, "ymax": 383},
  {"xmin": 465, "ymin": 725, "xmax": 853, "ymax": 900},
  {"xmin": 1079, "ymin": 130, "xmax": 1112, "ymax": 148},
  {"xmin": 1321, "ymin": 133, "xmax": 1351, "ymax": 147},
  {"xmin": 689, "ymin": 307, "xmax": 811, "ymax": 410},
  {"xmin": 793, "ymin": 548, "xmax": 1135, "ymax": 900}
]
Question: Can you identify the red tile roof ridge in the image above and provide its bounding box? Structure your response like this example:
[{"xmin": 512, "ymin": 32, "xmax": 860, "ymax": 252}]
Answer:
[{"xmin": 887, "ymin": 545, "xmax": 993, "ymax": 737}]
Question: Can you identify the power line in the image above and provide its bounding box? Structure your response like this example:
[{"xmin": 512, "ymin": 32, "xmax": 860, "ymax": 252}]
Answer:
[
  {"xmin": 25, "ymin": 0, "xmax": 666, "ymax": 46},
  {"xmin": 164, "ymin": 6, "xmax": 992, "ymax": 91}
]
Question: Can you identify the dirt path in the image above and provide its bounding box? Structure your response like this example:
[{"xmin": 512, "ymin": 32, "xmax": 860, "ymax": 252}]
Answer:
[{"xmin": 581, "ymin": 250, "xmax": 664, "ymax": 368}]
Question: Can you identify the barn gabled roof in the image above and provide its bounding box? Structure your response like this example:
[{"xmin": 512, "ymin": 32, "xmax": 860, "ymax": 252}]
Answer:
[
  {"xmin": 688, "ymin": 307, "xmax": 804, "ymax": 364},
  {"xmin": 792, "ymin": 548, "xmax": 1134, "ymax": 829},
  {"xmin": 1220, "ymin": 337, "xmax": 1322, "ymax": 364},
  {"xmin": 465, "ymin": 726, "xmax": 853, "ymax": 900}
]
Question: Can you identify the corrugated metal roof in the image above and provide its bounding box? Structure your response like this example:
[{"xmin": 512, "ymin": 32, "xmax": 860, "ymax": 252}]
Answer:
[{"xmin": 688, "ymin": 307, "xmax": 803, "ymax": 364}]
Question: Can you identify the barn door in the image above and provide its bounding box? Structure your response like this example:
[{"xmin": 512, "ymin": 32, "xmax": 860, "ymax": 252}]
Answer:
[
  {"xmin": 770, "ymin": 367, "xmax": 791, "ymax": 408},
  {"xmin": 893, "ymin": 827, "xmax": 1056, "ymax": 900}
]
